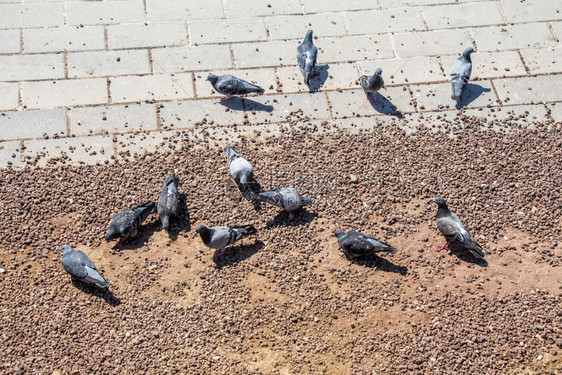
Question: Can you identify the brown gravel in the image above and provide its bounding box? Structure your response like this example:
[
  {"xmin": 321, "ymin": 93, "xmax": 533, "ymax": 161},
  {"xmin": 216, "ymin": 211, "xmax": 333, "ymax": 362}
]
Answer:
[{"xmin": 0, "ymin": 113, "xmax": 561, "ymax": 374}]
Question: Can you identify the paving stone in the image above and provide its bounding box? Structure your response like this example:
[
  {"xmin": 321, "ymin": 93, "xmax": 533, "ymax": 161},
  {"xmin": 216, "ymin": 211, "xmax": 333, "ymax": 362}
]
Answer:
[
  {"xmin": 68, "ymin": 50, "xmax": 150, "ymax": 78},
  {"xmin": 520, "ymin": 47, "xmax": 562, "ymax": 75},
  {"xmin": 0, "ymin": 109, "xmax": 66, "ymax": 141},
  {"xmin": 0, "ymin": 3, "xmax": 64, "ymax": 28},
  {"xmin": 244, "ymin": 93, "xmax": 331, "ymax": 123},
  {"xmin": 494, "ymin": 75, "xmax": 562, "ymax": 105},
  {"xmin": 66, "ymin": 0, "xmax": 144, "ymax": 26},
  {"xmin": 147, "ymin": 0, "xmax": 225, "ymax": 21},
  {"xmin": 22, "ymin": 135, "xmax": 114, "ymax": 167},
  {"xmin": 267, "ymin": 13, "xmax": 347, "ymax": 40},
  {"xmin": 159, "ymin": 99, "xmax": 246, "ymax": 129},
  {"xmin": 303, "ymin": 0, "xmax": 380, "ymax": 13},
  {"xmin": 318, "ymin": 35, "xmax": 395, "ymax": 63},
  {"xmin": 346, "ymin": 8, "xmax": 426, "ymax": 35},
  {"xmin": 440, "ymin": 50, "xmax": 527, "ymax": 80},
  {"xmin": 0, "ymin": 140, "xmax": 20, "ymax": 168},
  {"xmin": 0, "ymin": 54, "xmax": 64, "ymax": 81},
  {"xmin": 0, "ymin": 29, "xmax": 21, "ymax": 54},
  {"xmin": 358, "ymin": 57, "xmax": 446, "ymax": 85},
  {"xmin": 107, "ymin": 22, "xmax": 188, "ymax": 49},
  {"xmin": 152, "ymin": 45, "xmax": 233, "ymax": 73},
  {"xmin": 423, "ymin": 2, "xmax": 503, "ymax": 29},
  {"xmin": 327, "ymin": 87, "xmax": 415, "ymax": 118},
  {"xmin": 462, "ymin": 105, "xmax": 549, "ymax": 125},
  {"xmin": 552, "ymin": 22, "xmax": 562, "ymax": 41},
  {"xmin": 547, "ymin": 103, "xmax": 562, "ymax": 122},
  {"xmin": 500, "ymin": 0, "xmax": 562, "ymax": 23},
  {"xmin": 472, "ymin": 23, "xmax": 556, "ymax": 52},
  {"xmin": 380, "ymin": 0, "xmax": 455, "ymax": 7},
  {"xmin": 277, "ymin": 63, "xmax": 360, "ymax": 93},
  {"xmin": 411, "ymin": 82, "xmax": 498, "ymax": 111},
  {"xmin": 70, "ymin": 103, "xmax": 158, "ymax": 136},
  {"xmin": 23, "ymin": 78, "xmax": 108, "ymax": 109},
  {"xmin": 233, "ymin": 41, "xmax": 297, "ymax": 68},
  {"xmin": 394, "ymin": 29, "xmax": 471, "ymax": 57},
  {"xmin": 0, "ymin": 83, "xmax": 19, "ymax": 111},
  {"xmin": 193, "ymin": 69, "xmax": 277, "ymax": 98},
  {"xmin": 110, "ymin": 73, "xmax": 194, "ymax": 104},
  {"xmin": 116, "ymin": 130, "xmax": 180, "ymax": 159},
  {"xmin": 226, "ymin": 0, "xmax": 302, "ymax": 17},
  {"xmin": 24, "ymin": 26, "xmax": 104, "ymax": 53},
  {"xmin": 190, "ymin": 18, "xmax": 267, "ymax": 44}
]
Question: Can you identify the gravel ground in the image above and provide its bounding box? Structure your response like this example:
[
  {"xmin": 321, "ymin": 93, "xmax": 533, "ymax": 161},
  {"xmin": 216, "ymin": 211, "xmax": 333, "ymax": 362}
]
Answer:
[{"xmin": 0, "ymin": 113, "xmax": 561, "ymax": 374}]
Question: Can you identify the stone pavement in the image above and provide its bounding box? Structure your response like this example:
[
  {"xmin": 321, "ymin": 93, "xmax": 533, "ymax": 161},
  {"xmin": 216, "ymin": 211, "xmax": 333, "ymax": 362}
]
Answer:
[{"xmin": 0, "ymin": 0, "xmax": 561, "ymax": 168}]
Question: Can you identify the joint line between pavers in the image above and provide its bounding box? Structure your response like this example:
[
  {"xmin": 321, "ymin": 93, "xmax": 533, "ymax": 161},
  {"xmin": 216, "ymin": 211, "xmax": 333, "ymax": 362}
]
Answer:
[
  {"xmin": 148, "ymin": 49, "xmax": 154, "ymax": 74},
  {"xmin": 547, "ymin": 22, "xmax": 560, "ymax": 42},
  {"xmin": 489, "ymin": 79, "xmax": 502, "ymax": 106},
  {"xmin": 191, "ymin": 72, "xmax": 198, "ymax": 100},
  {"xmin": 155, "ymin": 103, "xmax": 162, "ymax": 130},
  {"xmin": 342, "ymin": 12, "xmax": 352, "ymax": 37},
  {"xmin": 263, "ymin": 18, "xmax": 271, "ymax": 42},
  {"xmin": 63, "ymin": 52, "xmax": 68, "ymax": 79},
  {"xmin": 229, "ymin": 44, "xmax": 237, "ymax": 70},
  {"xmin": 516, "ymin": 50, "xmax": 531, "ymax": 75},
  {"xmin": 420, "ymin": 8, "xmax": 430, "ymax": 31},
  {"xmin": 142, "ymin": 0, "xmax": 148, "ymax": 21},
  {"xmin": 19, "ymin": 28, "xmax": 23, "ymax": 53},
  {"xmin": 17, "ymin": 82, "xmax": 22, "ymax": 110},
  {"xmin": 437, "ymin": 56, "xmax": 447, "ymax": 78},
  {"xmin": 65, "ymin": 107, "xmax": 71, "ymax": 137},
  {"xmin": 495, "ymin": 0, "xmax": 509, "ymax": 25},
  {"xmin": 221, "ymin": 0, "xmax": 228, "ymax": 19},
  {"xmin": 186, "ymin": 21, "xmax": 192, "ymax": 47},
  {"xmin": 106, "ymin": 77, "xmax": 112, "ymax": 104},
  {"xmin": 103, "ymin": 26, "xmax": 109, "ymax": 50}
]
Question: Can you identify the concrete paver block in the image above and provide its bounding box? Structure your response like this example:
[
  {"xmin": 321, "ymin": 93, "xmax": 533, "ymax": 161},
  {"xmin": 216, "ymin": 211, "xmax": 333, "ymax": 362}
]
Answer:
[
  {"xmin": 328, "ymin": 87, "xmax": 415, "ymax": 118},
  {"xmin": 494, "ymin": 75, "xmax": 562, "ymax": 105},
  {"xmin": 244, "ymin": 93, "xmax": 331, "ymax": 123},
  {"xmin": 423, "ymin": 2, "xmax": 504, "ymax": 29},
  {"xmin": 0, "ymin": 3, "xmax": 64, "ymax": 28},
  {"xmin": 66, "ymin": 0, "xmax": 144, "ymax": 26},
  {"xmin": 520, "ymin": 47, "xmax": 562, "ymax": 75},
  {"xmin": 233, "ymin": 41, "xmax": 297, "ymax": 68},
  {"xmin": 357, "ymin": 57, "xmax": 446, "ymax": 85},
  {"xmin": 107, "ymin": 22, "xmax": 188, "ymax": 49},
  {"xmin": 159, "ymin": 99, "xmax": 246, "ymax": 129},
  {"xmin": 0, "ymin": 54, "xmax": 64, "ymax": 81},
  {"xmin": 500, "ymin": 0, "xmax": 562, "ymax": 23},
  {"xmin": 110, "ymin": 73, "xmax": 194, "ymax": 103},
  {"xmin": 0, "ymin": 140, "xmax": 20, "ymax": 168},
  {"xmin": 70, "ymin": 103, "xmax": 158, "ymax": 136},
  {"xmin": 147, "ymin": 0, "xmax": 225, "ymax": 21},
  {"xmin": 267, "ymin": 13, "xmax": 347, "ymax": 40},
  {"xmin": 152, "ymin": 45, "xmax": 233, "ymax": 73},
  {"xmin": 226, "ymin": 0, "xmax": 302, "ymax": 17},
  {"xmin": 23, "ymin": 78, "xmax": 108, "ymax": 109},
  {"xmin": 303, "ymin": 0, "xmax": 380, "ymax": 13},
  {"xmin": 472, "ymin": 23, "xmax": 557, "ymax": 52},
  {"xmin": 0, "ymin": 108, "xmax": 67, "ymax": 141},
  {"xmin": 277, "ymin": 63, "xmax": 360, "ymax": 93},
  {"xmin": 68, "ymin": 50, "xmax": 151, "ymax": 78},
  {"xmin": 393, "ymin": 29, "xmax": 472, "ymax": 57},
  {"xmin": 190, "ymin": 18, "xmax": 268, "ymax": 44},
  {"xmin": 0, "ymin": 29, "xmax": 21, "ymax": 54},
  {"xmin": 24, "ymin": 26, "xmax": 105, "ymax": 53},
  {"xmin": 412, "ymin": 81, "xmax": 498, "ymax": 111},
  {"xmin": 0, "ymin": 83, "xmax": 19, "ymax": 111},
  {"xmin": 441, "ymin": 50, "xmax": 527, "ymax": 80},
  {"xmin": 346, "ymin": 8, "xmax": 426, "ymax": 35},
  {"xmin": 318, "ymin": 35, "xmax": 395, "ymax": 63}
]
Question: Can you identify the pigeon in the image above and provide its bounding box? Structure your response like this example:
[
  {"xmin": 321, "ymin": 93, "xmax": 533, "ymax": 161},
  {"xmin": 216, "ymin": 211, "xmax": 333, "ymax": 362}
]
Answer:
[
  {"xmin": 61, "ymin": 244, "xmax": 111, "ymax": 288},
  {"xmin": 258, "ymin": 188, "xmax": 311, "ymax": 212},
  {"xmin": 105, "ymin": 202, "xmax": 156, "ymax": 242},
  {"xmin": 157, "ymin": 174, "xmax": 180, "ymax": 230},
  {"xmin": 429, "ymin": 197, "xmax": 484, "ymax": 259},
  {"xmin": 206, "ymin": 73, "xmax": 265, "ymax": 100},
  {"xmin": 359, "ymin": 67, "xmax": 384, "ymax": 102},
  {"xmin": 224, "ymin": 146, "xmax": 254, "ymax": 189},
  {"xmin": 334, "ymin": 230, "xmax": 397, "ymax": 260},
  {"xmin": 451, "ymin": 47, "xmax": 475, "ymax": 102},
  {"xmin": 194, "ymin": 224, "xmax": 257, "ymax": 258},
  {"xmin": 297, "ymin": 29, "xmax": 318, "ymax": 88}
]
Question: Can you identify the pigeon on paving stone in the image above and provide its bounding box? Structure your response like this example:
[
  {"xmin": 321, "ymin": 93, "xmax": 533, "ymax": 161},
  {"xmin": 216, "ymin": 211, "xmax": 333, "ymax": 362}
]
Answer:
[
  {"xmin": 258, "ymin": 188, "xmax": 311, "ymax": 212},
  {"xmin": 225, "ymin": 146, "xmax": 254, "ymax": 189},
  {"xmin": 61, "ymin": 244, "xmax": 111, "ymax": 288},
  {"xmin": 430, "ymin": 197, "xmax": 485, "ymax": 259},
  {"xmin": 206, "ymin": 73, "xmax": 265, "ymax": 100},
  {"xmin": 359, "ymin": 67, "xmax": 384, "ymax": 102},
  {"xmin": 194, "ymin": 224, "xmax": 257, "ymax": 258},
  {"xmin": 105, "ymin": 202, "xmax": 156, "ymax": 242},
  {"xmin": 451, "ymin": 47, "xmax": 475, "ymax": 102},
  {"xmin": 157, "ymin": 174, "xmax": 180, "ymax": 230},
  {"xmin": 334, "ymin": 230, "xmax": 397, "ymax": 260},
  {"xmin": 297, "ymin": 29, "xmax": 318, "ymax": 88}
]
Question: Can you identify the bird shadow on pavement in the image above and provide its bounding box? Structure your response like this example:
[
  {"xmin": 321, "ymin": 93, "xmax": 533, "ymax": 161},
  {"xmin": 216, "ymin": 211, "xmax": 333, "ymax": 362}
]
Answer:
[
  {"xmin": 266, "ymin": 209, "xmax": 318, "ymax": 228},
  {"xmin": 348, "ymin": 254, "xmax": 408, "ymax": 275},
  {"xmin": 218, "ymin": 97, "xmax": 245, "ymax": 111},
  {"xmin": 308, "ymin": 65, "xmax": 330, "ymax": 93},
  {"xmin": 213, "ymin": 240, "xmax": 265, "ymax": 269},
  {"xmin": 71, "ymin": 279, "xmax": 121, "ymax": 306},
  {"xmin": 167, "ymin": 193, "xmax": 191, "ymax": 241},
  {"xmin": 455, "ymin": 83, "xmax": 491, "ymax": 109},
  {"xmin": 236, "ymin": 179, "xmax": 263, "ymax": 211},
  {"xmin": 367, "ymin": 93, "xmax": 404, "ymax": 119},
  {"xmin": 242, "ymin": 98, "xmax": 274, "ymax": 113},
  {"xmin": 111, "ymin": 224, "xmax": 158, "ymax": 251},
  {"xmin": 448, "ymin": 243, "xmax": 488, "ymax": 267}
]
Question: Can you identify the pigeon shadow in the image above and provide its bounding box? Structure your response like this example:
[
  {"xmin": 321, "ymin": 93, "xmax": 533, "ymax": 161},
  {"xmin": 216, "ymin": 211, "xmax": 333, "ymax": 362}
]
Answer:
[
  {"xmin": 448, "ymin": 242, "xmax": 488, "ymax": 267},
  {"xmin": 368, "ymin": 93, "xmax": 403, "ymax": 118},
  {"xmin": 110, "ymin": 224, "xmax": 158, "ymax": 251},
  {"xmin": 236, "ymin": 179, "xmax": 263, "ymax": 211},
  {"xmin": 218, "ymin": 97, "xmax": 245, "ymax": 111},
  {"xmin": 166, "ymin": 193, "xmax": 191, "ymax": 241},
  {"xmin": 266, "ymin": 209, "xmax": 318, "ymax": 228},
  {"xmin": 308, "ymin": 64, "xmax": 330, "ymax": 93},
  {"xmin": 71, "ymin": 279, "xmax": 121, "ymax": 306},
  {"xmin": 242, "ymin": 98, "xmax": 274, "ymax": 113},
  {"xmin": 455, "ymin": 83, "xmax": 492, "ymax": 109},
  {"xmin": 213, "ymin": 240, "xmax": 265, "ymax": 269},
  {"xmin": 347, "ymin": 254, "xmax": 408, "ymax": 275}
]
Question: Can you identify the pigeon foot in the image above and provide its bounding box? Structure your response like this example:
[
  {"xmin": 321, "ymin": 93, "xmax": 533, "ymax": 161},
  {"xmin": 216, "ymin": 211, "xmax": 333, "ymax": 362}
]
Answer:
[
  {"xmin": 345, "ymin": 253, "xmax": 357, "ymax": 260},
  {"xmin": 439, "ymin": 243, "xmax": 449, "ymax": 250}
]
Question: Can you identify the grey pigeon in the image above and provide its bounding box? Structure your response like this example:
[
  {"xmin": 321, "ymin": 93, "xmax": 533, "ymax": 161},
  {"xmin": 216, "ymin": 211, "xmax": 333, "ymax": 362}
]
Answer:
[
  {"xmin": 206, "ymin": 73, "xmax": 265, "ymax": 100},
  {"xmin": 359, "ymin": 68, "xmax": 384, "ymax": 102},
  {"xmin": 430, "ymin": 197, "xmax": 484, "ymax": 259},
  {"xmin": 451, "ymin": 47, "xmax": 475, "ymax": 102},
  {"xmin": 258, "ymin": 188, "xmax": 311, "ymax": 212},
  {"xmin": 334, "ymin": 230, "xmax": 397, "ymax": 260},
  {"xmin": 297, "ymin": 30, "xmax": 318, "ymax": 88},
  {"xmin": 61, "ymin": 244, "xmax": 110, "ymax": 288},
  {"xmin": 194, "ymin": 224, "xmax": 257, "ymax": 258},
  {"xmin": 105, "ymin": 202, "xmax": 155, "ymax": 241},
  {"xmin": 224, "ymin": 146, "xmax": 254, "ymax": 188},
  {"xmin": 157, "ymin": 174, "xmax": 180, "ymax": 230}
]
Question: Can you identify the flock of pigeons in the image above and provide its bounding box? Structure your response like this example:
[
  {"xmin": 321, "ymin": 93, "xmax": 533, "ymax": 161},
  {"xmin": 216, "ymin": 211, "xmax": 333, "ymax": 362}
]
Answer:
[{"xmin": 60, "ymin": 30, "xmax": 482, "ymax": 289}]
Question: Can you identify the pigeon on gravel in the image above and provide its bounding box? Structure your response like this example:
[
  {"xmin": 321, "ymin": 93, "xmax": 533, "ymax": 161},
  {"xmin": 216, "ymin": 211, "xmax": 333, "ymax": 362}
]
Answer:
[
  {"xmin": 157, "ymin": 174, "xmax": 180, "ymax": 230},
  {"xmin": 258, "ymin": 188, "xmax": 311, "ymax": 212},
  {"xmin": 105, "ymin": 202, "xmax": 156, "ymax": 242},
  {"xmin": 451, "ymin": 47, "xmax": 475, "ymax": 102},
  {"xmin": 334, "ymin": 230, "xmax": 397, "ymax": 260},
  {"xmin": 206, "ymin": 73, "xmax": 265, "ymax": 100},
  {"xmin": 225, "ymin": 146, "xmax": 254, "ymax": 189},
  {"xmin": 194, "ymin": 224, "xmax": 257, "ymax": 258},
  {"xmin": 430, "ymin": 197, "xmax": 485, "ymax": 259},
  {"xmin": 61, "ymin": 244, "xmax": 110, "ymax": 288},
  {"xmin": 359, "ymin": 67, "xmax": 384, "ymax": 102},
  {"xmin": 297, "ymin": 29, "xmax": 318, "ymax": 88}
]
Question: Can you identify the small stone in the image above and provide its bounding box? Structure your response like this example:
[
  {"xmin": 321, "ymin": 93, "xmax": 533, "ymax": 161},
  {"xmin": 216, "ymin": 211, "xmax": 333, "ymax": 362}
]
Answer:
[
  {"xmin": 536, "ymin": 354, "xmax": 543, "ymax": 361},
  {"xmin": 350, "ymin": 174, "xmax": 358, "ymax": 183}
]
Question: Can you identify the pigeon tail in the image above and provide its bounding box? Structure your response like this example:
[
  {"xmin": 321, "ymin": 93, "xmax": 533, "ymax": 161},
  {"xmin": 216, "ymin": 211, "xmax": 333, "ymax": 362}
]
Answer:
[
  {"xmin": 236, "ymin": 224, "xmax": 257, "ymax": 236},
  {"xmin": 451, "ymin": 78, "xmax": 466, "ymax": 101},
  {"xmin": 239, "ymin": 171, "xmax": 251, "ymax": 186},
  {"xmin": 105, "ymin": 229, "xmax": 118, "ymax": 241},
  {"xmin": 161, "ymin": 215, "xmax": 170, "ymax": 230},
  {"xmin": 381, "ymin": 246, "xmax": 398, "ymax": 255}
]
